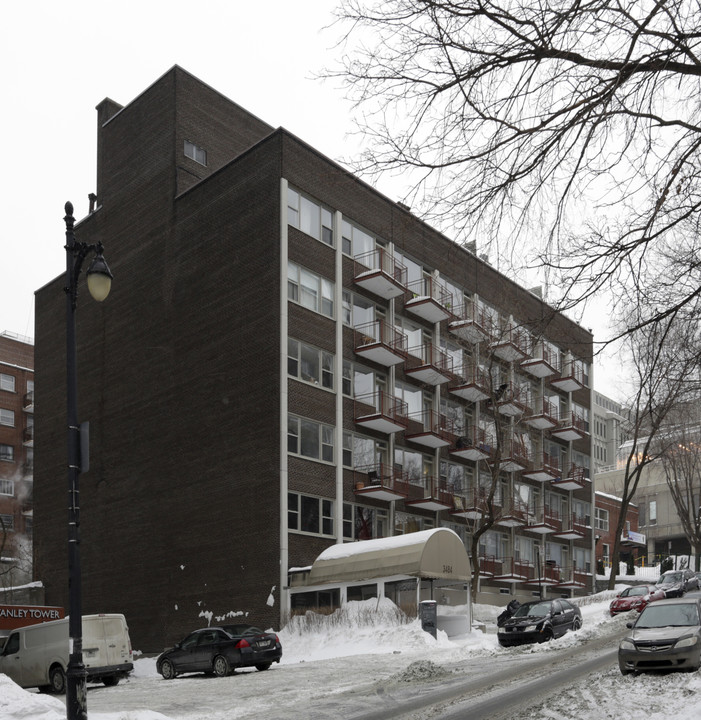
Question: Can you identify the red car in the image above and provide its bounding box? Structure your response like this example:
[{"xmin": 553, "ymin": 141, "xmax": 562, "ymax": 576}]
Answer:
[{"xmin": 609, "ymin": 585, "xmax": 665, "ymax": 616}]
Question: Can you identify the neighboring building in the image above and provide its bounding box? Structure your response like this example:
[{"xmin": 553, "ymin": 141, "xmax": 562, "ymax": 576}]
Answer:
[
  {"xmin": 33, "ymin": 67, "xmax": 594, "ymax": 652},
  {"xmin": 0, "ymin": 331, "xmax": 34, "ymax": 589},
  {"xmin": 597, "ymin": 441, "xmax": 695, "ymax": 565},
  {"xmin": 594, "ymin": 491, "xmax": 643, "ymax": 573},
  {"xmin": 592, "ymin": 391, "xmax": 625, "ymax": 473}
]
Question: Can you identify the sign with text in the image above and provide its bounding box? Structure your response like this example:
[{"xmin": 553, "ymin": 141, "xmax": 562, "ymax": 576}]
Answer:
[{"xmin": 0, "ymin": 605, "xmax": 65, "ymax": 631}]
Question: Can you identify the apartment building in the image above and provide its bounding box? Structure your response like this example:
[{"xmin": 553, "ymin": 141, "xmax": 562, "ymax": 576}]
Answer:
[
  {"xmin": 0, "ymin": 331, "xmax": 34, "ymax": 589},
  {"xmin": 592, "ymin": 391, "xmax": 625, "ymax": 473},
  {"xmin": 33, "ymin": 67, "xmax": 594, "ymax": 651}
]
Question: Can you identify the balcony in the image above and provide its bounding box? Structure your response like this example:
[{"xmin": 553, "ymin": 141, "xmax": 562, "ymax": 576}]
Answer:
[
  {"xmin": 353, "ymin": 463, "xmax": 410, "ymax": 502},
  {"xmin": 489, "ymin": 326, "xmax": 530, "ymax": 363},
  {"xmin": 404, "ymin": 277, "xmax": 453, "ymax": 324},
  {"xmin": 550, "ymin": 361, "xmax": 585, "ymax": 393},
  {"xmin": 354, "ymin": 320, "xmax": 407, "ymax": 367},
  {"xmin": 448, "ymin": 300, "xmax": 491, "ymax": 344},
  {"xmin": 550, "ymin": 411, "xmax": 588, "ymax": 442},
  {"xmin": 404, "ymin": 342, "xmax": 453, "ymax": 385},
  {"xmin": 496, "ymin": 497, "xmax": 529, "ymax": 527},
  {"xmin": 551, "ymin": 464, "xmax": 587, "ymax": 492},
  {"xmin": 525, "ymin": 560, "xmax": 562, "ymax": 586},
  {"xmin": 405, "ymin": 409, "xmax": 455, "ymax": 449},
  {"xmin": 523, "ymin": 398, "xmax": 559, "ymax": 430},
  {"xmin": 491, "ymin": 439, "xmax": 530, "ymax": 472},
  {"xmin": 405, "ymin": 476, "xmax": 454, "ymax": 512},
  {"xmin": 354, "ymin": 390, "xmax": 409, "ymax": 434},
  {"xmin": 521, "ymin": 342, "xmax": 558, "ymax": 379},
  {"xmin": 449, "ymin": 364, "xmax": 490, "ymax": 402},
  {"xmin": 353, "ymin": 248, "xmax": 408, "ymax": 300},
  {"xmin": 23, "ymin": 426, "xmax": 34, "ymax": 447},
  {"xmin": 23, "ymin": 391, "xmax": 34, "ymax": 412},
  {"xmin": 488, "ymin": 383, "xmax": 531, "ymax": 417},
  {"xmin": 493, "ymin": 557, "xmax": 534, "ymax": 582},
  {"xmin": 524, "ymin": 505, "xmax": 560, "ymax": 534},
  {"xmin": 551, "ymin": 513, "xmax": 587, "ymax": 540},
  {"xmin": 522, "ymin": 451, "xmax": 560, "ymax": 482},
  {"xmin": 476, "ymin": 554, "xmax": 501, "ymax": 578},
  {"xmin": 451, "ymin": 487, "xmax": 491, "ymax": 520},
  {"xmin": 449, "ymin": 427, "xmax": 495, "ymax": 462},
  {"xmin": 555, "ymin": 564, "xmax": 589, "ymax": 589}
]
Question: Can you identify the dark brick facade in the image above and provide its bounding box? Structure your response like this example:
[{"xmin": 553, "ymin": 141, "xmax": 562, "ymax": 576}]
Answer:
[{"xmin": 34, "ymin": 67, "xmax": 594, "ymax": 653}]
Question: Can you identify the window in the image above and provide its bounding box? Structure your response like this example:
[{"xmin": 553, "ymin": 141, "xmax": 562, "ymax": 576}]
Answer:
[
  {"xmin": 288, "ymin": 339, "xmax": 334, "ymax": 389},
  {"xmin": 184, "ymin": 140, "xmax": 207, "ymax": 165},
  {"xmin": 343, "ymin": 504, "xmax": 389, "ymax": 540},
  {"xmin": 288, "ymin": 415, "xmax": 334, "ymax": 463},
  {"xmin": 342, "ymin": 433, "xmax": 387, "ymax": 469},
  {"xmin": 649, "ymin": 500, "xmax": 657, "ymax": 526},
  {"xmin": 595, "ymin": 507, "xmax": 609, "ymax": 531},
  {"xmin": 288, "ymin": 493, "xmax": 334, "ymax": 536},
  {"xmin": 0, "ymin": 444, "xmax": 13, "ymax": 462},
  {"xmin": 0, "ymin": 373, "xmax": 15, "ymax": 392},
  {"xmin": 0, "ymin": 514, "xmax": 14, "ymax": 532},
  {"xmin": 574, "ymin": 546, "xmax": 592, "ymax": 574},
  {"xmin": 288, "ymin": 262, "xmax": 334, "ymax": 318},
  {"xmin": 287, "ymin": 187, "xmax": 334, "ymax": 246},
  {"xmin": 0, "ymin": 479, "xmax": 14, "ymax": 495},
  {"xmin": 0, "ymin": 409, "xmax": 14, "ymax": 427},
  {"xmin": 341, "ymin": 218, "xmax": 375, "ymax": 257}
]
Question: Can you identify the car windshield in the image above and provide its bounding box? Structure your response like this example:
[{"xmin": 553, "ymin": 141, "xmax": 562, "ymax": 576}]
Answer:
[
  {"xmin": 658, "ymin": 573, "xmax": 682, "ymax": 584},
  {"xmin": 636, "ymin": 603, "xmax": 700, "ymax": 629},
  {"xmin": 626, "ymin": 587, "xmax": 648, "ymax": 597},
  {"xmin": 512, "ymin": 602, "xmax": 550, "ymax": 618}
]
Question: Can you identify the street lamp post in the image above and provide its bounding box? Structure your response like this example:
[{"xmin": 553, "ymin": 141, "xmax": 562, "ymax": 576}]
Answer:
[{"xmin": 63, "ymin": 201, "xmax": 112, "ymax": 720}]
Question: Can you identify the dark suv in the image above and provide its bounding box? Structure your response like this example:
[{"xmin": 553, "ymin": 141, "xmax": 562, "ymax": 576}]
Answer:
[{"xmin": 655, "ymin": 569, "xmax": 700, "ymax": 598}]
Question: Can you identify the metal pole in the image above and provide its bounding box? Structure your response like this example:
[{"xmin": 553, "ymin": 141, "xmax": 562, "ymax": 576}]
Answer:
[{"xmin": 64, "ymin": 201, "xmax": 87, "ymax": 720}]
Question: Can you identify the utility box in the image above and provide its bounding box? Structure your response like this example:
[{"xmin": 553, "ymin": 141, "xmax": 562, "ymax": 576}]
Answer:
[{"xmin": 419, "ymin": 600, "xmax": 437, "ymax": 639}]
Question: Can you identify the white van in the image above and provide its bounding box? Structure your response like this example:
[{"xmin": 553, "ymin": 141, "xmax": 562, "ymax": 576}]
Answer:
[{"xmin": 0, "ymin": 614, "xmax": 133, "ymax": 693}]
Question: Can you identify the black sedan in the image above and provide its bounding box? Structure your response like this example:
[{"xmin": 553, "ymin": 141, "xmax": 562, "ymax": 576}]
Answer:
[
  {"xmin": 497, "ymin": 599, "xmax": 582, "ymax": 647},
  {"xmin": 157, "ymin": 625, "xmax": 282, "ymax": 679}
]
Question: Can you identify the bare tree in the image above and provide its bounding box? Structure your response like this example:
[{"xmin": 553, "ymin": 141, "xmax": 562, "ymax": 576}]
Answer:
[
  {"xmin": 605, "ymin": 314, "xmax": 701, "ymax": 588},
  {"xmin": 330, "ymin": 0, "xmax": 701, "ymax": 338},
  {"xmin": 660, "ymin": 405, "xmax": 701, "ymax": 571}
]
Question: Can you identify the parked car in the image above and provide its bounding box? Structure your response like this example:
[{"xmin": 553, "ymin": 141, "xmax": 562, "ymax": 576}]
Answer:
[
  {"xmin": 157, "ymin": 625, "xmax": 282, "ymax": 679},
  {"xmin": 497, "ymin": 599, "xmax": 582, "ymax": 647},
  {"xmin": 655, "ymin": 569, "xmax": 700, "ymax": 598},
  {"xmin": 609, "ymin": 585, "xmax": 665, "ymax": 616},
  {"xmin": 619, "ymin": 596, "xmax": 701, "ymax": 674}
]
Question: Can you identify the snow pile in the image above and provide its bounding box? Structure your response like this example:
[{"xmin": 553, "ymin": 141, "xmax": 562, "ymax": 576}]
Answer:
[{"xmin": 0, "ymin": 674, "xmax": 65, "ymax": 719}]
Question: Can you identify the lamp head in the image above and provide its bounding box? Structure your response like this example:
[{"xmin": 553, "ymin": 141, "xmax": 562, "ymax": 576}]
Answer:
[{"xmin": 86, "ymin": 249, "xmax": 113, "ymax": 302}]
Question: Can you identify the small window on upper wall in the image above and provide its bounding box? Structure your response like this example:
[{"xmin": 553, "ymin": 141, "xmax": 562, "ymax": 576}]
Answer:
[{"xmin": 184, "ymin": 140, "xmax": 207, "ymax": 166}]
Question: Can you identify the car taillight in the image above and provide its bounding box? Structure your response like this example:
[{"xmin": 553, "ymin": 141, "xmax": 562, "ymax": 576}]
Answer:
[{"xmin": 235, "ymin": 638, "xmax": 251, "ymax": 649}]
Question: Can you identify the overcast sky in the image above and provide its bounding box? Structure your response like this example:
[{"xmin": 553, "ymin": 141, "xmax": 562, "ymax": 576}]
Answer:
[{"xmin": 1, "ymin": 1, "xmax": 624, "ymax": 399}]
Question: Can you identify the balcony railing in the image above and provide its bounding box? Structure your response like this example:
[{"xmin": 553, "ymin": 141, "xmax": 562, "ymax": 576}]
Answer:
[
  {"xmin": 523, "ymin": 398, "xmax": 559, "ymax": 430},
  {"xmin": 404, "ymin": 277, "xmax": 453, "ymax": 323},
  {"xmin": 354, "ymin": 390, "xmax": 409, "ymax": 434},
  {"xmin": 556, "ymin": 564, "xmax": 590, "ymax": 588},
  {"xmin": 491, "ymin": 439, "xmax": 530, "ymax": 472},
  {"xmin": 488, "ymin": 326, "xmax": 530, "ymax": 363},
  {"xmin": 521, "ymin": 342, "xmax": 558, "ymax": 379},
  {"xmin": 550, "ymin": 360, "xmax": 586, "ymax": 393},
  {"xmin": 353, "ymin": 248, "xmax": 408, "ymax": 299},
  {"xmin": 405, "ymin": 409, "xmax": 455, "ymax": 448},
  {"xmin": 353, "ymin": 463, "xmax": 410, "ymax": 502},
  {"xmin": 449, "ymin": 363, "xmax": 490, "ymax": 402},
  {"xmin": 525, "ymin": 504, "xmax": 561, "ymax": 534},
  {"xmin": 23, "ymin": 426, "xmax": 34, "ymax": 446},
  {"xmin": 23, "ymin": 391, "xmax": 34, "ymax": 412},
  {"xmin": 353, "ymin": 320, "xmax": 407, "ymax": 367},
  {"xmin": 452, "ymin": 487, "xmax": 492, "ymax": 520},
  {"xmin": 551, "ymin": 512, "xmax": 587, "ymax": 540},
  {"xmin": 405, "ymin": 342, "xmax": 453, "ymax": 385},
  {"xmin": 522, "ymin": 451, "xmax": 560, "ymax": 482},
  {"xmin": 552, "ymin": 464, "xmax": 587, "ymax": 491},
  {"xmin": 550, "ymin": 412, "xmax": 588, "ymax": 442},
  {"xmin": 448, "ymin": 300, "xmax": 491, "ymax": 344},
  {"xmin": 405, "ymin": 475, "xmax": 454, "ymax": 511},
  {"xmin": 493, "ymin": 557, "xmax": 535, "ymax": 582},
  {"xmin": 496, "ymin": 497, "xmax": 529, "ymax": 527},
  {"xmin": 486, "ymin": 382, "xmax": 531, "ymax": 417},
  {"xmin": 450, "ymin": 427, "xmax": 496, "ymax": 462}
]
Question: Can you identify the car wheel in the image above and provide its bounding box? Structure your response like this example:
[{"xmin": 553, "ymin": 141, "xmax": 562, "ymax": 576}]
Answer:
[
  {"xmin": 255, "ymin": 662, "xmax": 272, "ymax": 671},
  {"xmin": 102, "ymin": 676, "xmax": 119, "ymax": 687},
  {"xmin": 572, "ymin": 618, "xmax": 582, "ymax": 631},
  {"xmin": 160, "ymin": 659, "xmax": 177, "ymax": 680},
  {"xmin": 213, "ymin": 655, "xmax": 230, "ymax": 677},
  {"xmin": 539, "ymin": 628, "xmax": 554, "ymax": 643},
  {"xmin": 50, "ymin": 665, "xmax": 66, "ymax": 694}
]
